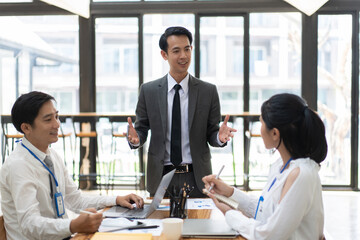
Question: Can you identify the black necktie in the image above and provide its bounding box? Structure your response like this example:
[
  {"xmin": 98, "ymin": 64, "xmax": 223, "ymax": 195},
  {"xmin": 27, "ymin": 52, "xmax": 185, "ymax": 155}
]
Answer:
[
  {"xmin": 44, "ymin": 156, "xmax": 58, "ymax": 217},
  {"xmin": 171, "ymin": 84, "xmax": 182, "ymax": 166}
]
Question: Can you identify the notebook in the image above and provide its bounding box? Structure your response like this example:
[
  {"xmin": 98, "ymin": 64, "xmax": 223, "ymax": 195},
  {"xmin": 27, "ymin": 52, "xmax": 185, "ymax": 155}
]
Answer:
[
  {"xmin": 103, "ymin": 169, "xmax": 175, "ymax": 219},
  {"xmin": 202, "ymin": 189, "xmax": 239, "ymax": 209},
  {"xmin": 182, "ymin": 219, "xmax": 238, "ymax": 238}
]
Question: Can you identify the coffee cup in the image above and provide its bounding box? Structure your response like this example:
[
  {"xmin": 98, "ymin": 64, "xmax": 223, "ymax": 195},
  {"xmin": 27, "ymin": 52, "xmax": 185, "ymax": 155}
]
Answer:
[{"xmin": 162, "ymin": 218, "xmax": 183, "ymax": 240}]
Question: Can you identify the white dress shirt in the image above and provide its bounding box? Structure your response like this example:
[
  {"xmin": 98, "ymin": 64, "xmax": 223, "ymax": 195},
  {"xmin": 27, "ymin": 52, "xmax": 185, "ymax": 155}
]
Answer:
[
  {"xmin": 164, "ymin": 73, "xmax": 224, "ymax": 166},
  {"xmin": 0, "ymin": 137, "xmax": 116, "ymax": 240},
  {"xmin": 225, "ymin": 158, "xmax": 324, "ymax": 240}
]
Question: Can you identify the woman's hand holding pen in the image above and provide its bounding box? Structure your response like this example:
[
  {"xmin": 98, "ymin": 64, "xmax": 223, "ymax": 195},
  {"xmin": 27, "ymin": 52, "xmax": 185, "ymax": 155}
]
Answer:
[{"xmin": 202, "ymin": 174, "xmax": 234, "ymax": 197}]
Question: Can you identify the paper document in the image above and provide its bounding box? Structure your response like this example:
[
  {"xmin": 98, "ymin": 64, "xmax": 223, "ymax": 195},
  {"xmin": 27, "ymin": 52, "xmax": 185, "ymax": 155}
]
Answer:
[
  {"xmin": 186, "ymin": 198, "xmax": 216, "ymax": 209},
  {"xmin": 99, "ymin": 218, "xmax": 163, "ymax": 236},
  {"xmin": 98, "ymin": 218, "xmax": 140, "ymax": 232}
]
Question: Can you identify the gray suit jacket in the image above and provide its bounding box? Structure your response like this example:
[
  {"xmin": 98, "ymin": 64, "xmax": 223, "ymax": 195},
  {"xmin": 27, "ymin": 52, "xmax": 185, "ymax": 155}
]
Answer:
[{"xmin": 132, "ymin": 74, "xmax": 224, "ymax": 194}]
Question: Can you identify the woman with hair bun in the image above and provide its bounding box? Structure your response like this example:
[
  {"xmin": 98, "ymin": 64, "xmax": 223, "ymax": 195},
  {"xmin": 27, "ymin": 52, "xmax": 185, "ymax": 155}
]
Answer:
[{"xmin": 203, "ymin": 93, "xmax": 327, "ymax": 240}]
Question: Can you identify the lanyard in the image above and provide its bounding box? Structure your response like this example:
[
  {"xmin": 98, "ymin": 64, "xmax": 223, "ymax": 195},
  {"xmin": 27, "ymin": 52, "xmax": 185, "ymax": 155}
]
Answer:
[
  {"xmin": 254, "ymin": 157, "xmax": 293, "ymax": 220},
  {"xmin": 21, "ymin": 143, "xmax": 59, "ymax": 190},
  {"xmin": 267, "ymin": 157, "xmax": 293, "ymax": 192}
]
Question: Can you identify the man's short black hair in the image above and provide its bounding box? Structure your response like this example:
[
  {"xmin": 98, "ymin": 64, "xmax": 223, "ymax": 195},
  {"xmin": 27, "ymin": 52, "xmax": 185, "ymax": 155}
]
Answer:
[
  {"xmin": 11, "ymin": 91, "xmax": 55, "ymax": 133},
  {"xmin": 159, "ymin": 26, "xmax": 193, "ymax": 53}
]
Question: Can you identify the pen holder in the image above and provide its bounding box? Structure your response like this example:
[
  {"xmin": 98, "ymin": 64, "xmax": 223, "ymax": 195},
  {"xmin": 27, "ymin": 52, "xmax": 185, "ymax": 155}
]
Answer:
[
  {"xmin": 169, "ymin": 195, "xmax": 187, "ymax": 219},
  {"xmin": 168, "ymin": 185, "xmax": 193, "ymax": 219}
]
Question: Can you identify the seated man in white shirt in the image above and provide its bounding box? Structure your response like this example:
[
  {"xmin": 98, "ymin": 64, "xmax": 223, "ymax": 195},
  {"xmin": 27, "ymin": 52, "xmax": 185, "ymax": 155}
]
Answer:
[{"xmin": 0, "ymin": 91, "xmax": 144, "ymax": 240}]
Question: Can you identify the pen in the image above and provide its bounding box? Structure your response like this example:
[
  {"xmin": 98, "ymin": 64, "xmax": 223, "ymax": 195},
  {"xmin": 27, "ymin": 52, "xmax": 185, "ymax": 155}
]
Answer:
[
  {"xmin": 104, "ymin": 225, "xmax": 159, "ymax": 232},
  {"xmin": 80, "ymin": 210, "xmax": 97, "ymax": 215},
  {"xmin": 208, "ymin": 165, "xmax": 225, "ymax": 192},
  {"xmin": 127, "ymin": 225, "xmax": 159, "ymax": 230}
]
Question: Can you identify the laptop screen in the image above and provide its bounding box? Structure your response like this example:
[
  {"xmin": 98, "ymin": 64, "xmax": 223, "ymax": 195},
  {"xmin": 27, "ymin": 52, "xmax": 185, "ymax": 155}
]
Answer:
[
  {"xmin": 148, "ymin": 169, "xmax": 175, "ymax": 212},
  {"xmin": 103, "ymin": 169, "xmax": 175, "ymax": 218}
]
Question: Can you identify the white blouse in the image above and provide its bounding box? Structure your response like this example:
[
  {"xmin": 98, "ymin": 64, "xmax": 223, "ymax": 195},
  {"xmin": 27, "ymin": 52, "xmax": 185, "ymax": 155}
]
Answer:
[{"xmin": 225, "ymin": 158, "xmax": 324, "ymax": 240}]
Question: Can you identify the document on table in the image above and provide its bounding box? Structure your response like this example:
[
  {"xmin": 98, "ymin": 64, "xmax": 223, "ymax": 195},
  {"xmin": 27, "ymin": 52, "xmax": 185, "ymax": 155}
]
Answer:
[
  {"xmin": 99, "ymin": 218, "xmax": 163, "ymax": 236},
  {"xmin": 186, "ymin": 198, "xmax": 216, "ymax": 209},
  {"xmin": 98, "ymin": 218, "xmax": 139, "ymax": 232}
]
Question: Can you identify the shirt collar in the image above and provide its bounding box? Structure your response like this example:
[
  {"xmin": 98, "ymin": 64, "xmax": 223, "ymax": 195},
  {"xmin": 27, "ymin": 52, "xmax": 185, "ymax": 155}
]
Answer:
[
  {"xmin": 167, "ymin": 73, "xmax": 189, "ymax": 94},
  {"xmin": 22, "ymin": 137, "xmax": 49, "ymax": 161}
]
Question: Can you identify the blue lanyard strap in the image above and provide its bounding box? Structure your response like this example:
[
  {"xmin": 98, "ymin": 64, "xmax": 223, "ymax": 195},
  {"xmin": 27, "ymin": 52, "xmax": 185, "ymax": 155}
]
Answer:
[
  {"xmin": 21, "ymin": 143, "xmax": 59, "ymax": 188},
  {"xmin": 267, "ymin": 157, "xmax": 293, "ymax": 192},
  {"xmin": 280, "ymin": 157, "xmax": 293, "ymax": 173},
  {"xmin": 255, "ymin": 157, "xmax": 293, "ymax": 219}
]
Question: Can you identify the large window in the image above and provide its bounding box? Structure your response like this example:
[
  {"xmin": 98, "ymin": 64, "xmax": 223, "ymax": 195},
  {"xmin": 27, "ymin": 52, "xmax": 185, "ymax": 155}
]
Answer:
[
  {"xmin": 0, "ymin": 15, "xmax": 79, "ymax": 114},
  {"xmin": 249, "ymin": 13, "xmax": 302, "ymax": 113},
  {"xmin": 199, "ymin": 15, "xmax": 244, "ymax": 185},
  {"xmin": 318, "ymin": 14, "xmax": 352, "ymax": 185},
  {"xmin": 1, "ymin": 0, "xmax": 359, "ymax": 190},
  {"xmin": 248, "ymin": 13, "xmax": 302, "ymax": 189},
  {"xmin": 95, "ymin": 17, "xmax": 139, "ymax": 113}
]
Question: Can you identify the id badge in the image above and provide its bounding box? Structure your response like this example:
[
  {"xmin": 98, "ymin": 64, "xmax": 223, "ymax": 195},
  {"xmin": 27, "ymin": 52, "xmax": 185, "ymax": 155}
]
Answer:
[{"xmin": 54, "ymin": 192, "xmax": 65, "ymax": 217}]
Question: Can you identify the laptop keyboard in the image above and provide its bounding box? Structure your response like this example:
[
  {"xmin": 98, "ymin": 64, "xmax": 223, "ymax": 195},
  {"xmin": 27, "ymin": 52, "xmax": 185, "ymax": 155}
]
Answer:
[{"xmin": 114, "ymin": 205, "xmax": 150, "ymax": 218}]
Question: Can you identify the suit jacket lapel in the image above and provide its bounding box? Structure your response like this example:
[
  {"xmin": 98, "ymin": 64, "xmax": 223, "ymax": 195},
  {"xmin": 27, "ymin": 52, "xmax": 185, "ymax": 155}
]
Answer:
[
  {"xmin": 158, "ymin": 75, "xmax": 168, "ymax": 139},
  {"xmin": 188, "ymin": 75, "xmax": 199, "ymax": 130}
]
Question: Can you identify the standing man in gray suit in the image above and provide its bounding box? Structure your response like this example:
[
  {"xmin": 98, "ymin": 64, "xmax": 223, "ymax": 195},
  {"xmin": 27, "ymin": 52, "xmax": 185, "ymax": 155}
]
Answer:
[{"xmin": 127, "ymin": 26, "xmax": 236, "ymax": 197}]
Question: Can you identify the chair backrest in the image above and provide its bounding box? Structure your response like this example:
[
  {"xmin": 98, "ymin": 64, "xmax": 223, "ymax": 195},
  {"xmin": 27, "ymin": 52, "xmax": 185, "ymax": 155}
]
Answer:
[
  {"xmin": 0, "ymin": 215, "xmax": 7, "ymax": 240},
  {"xmin": 1, "ymin": 116, "xmax": 12, "ymax": 136},
  {"xmin": 1, "ymin": 115, "xmax": 23, "ymax": 137},
  {"xmin": 71, "ymin": 115, "xmax": 99, "ymax": 136}
]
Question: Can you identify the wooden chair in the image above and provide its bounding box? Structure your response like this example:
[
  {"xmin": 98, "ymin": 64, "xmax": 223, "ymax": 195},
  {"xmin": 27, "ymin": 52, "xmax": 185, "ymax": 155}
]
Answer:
[
  {"xmin": 0, "ymin": 215, "xmax": 7, "ymax": 240},
  {"xmin": 72, "ymin": 115, "xmax": 100, "ymax": 189},
  {"xmin": 1, "ymin": 115, "xmax": 23, "ymax": 163}
]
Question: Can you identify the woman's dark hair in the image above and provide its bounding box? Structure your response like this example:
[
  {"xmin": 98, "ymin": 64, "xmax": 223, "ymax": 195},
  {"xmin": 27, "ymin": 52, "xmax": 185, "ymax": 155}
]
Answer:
[
  {"xmin": 11, "ymin": 91, "xmax": 55, "ymax": 133},
  {"xmin": 261, "ymin": 93, "xmax": 327, "ymax": 163},
  {"xmin": 159, "ymin": 26, "xmax": 193, "ymax": 53}
]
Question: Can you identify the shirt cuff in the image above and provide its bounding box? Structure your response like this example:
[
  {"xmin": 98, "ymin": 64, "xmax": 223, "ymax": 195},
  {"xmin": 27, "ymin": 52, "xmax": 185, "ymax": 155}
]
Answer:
[
  {"xmin": 231, "ymin": 188, "xmax": 252, "ymax": 211},
  {"xmin": 225, "ymin": 210, "xmax": 254, "ymax": 236},
  {"xmin": 108, "ymin": 196, "xmax": 118, "ymax": 206},
  {"xmin": 61, "ymin": 219, "xmax": 72, "ymax": 237}
]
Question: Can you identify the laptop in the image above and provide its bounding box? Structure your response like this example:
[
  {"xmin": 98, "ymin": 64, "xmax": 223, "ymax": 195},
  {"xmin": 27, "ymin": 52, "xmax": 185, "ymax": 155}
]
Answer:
[
  {"xmin": 103, "ymin": 169, "xmax": 175, "ymax": 219},
  {"xmin": 182, "ymin": 219, "xmax": 238, "ymax": 238}
]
